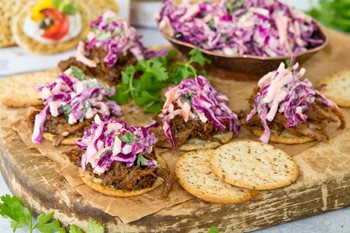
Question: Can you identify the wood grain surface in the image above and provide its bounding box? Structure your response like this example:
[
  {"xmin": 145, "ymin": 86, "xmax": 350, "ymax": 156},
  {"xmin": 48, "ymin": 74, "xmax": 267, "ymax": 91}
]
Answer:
[{"xmin": 1, "ymin": 28, "xmax": 350, "ymax": 232}]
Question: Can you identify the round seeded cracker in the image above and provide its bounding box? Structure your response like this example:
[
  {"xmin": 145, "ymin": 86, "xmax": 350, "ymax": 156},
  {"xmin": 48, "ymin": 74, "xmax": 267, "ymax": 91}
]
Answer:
[
  {"xmin": 178, "ymin": 131, "xmax": 233, "ymax": 151},
  {"xmin": 0, "ymin": 70, "xmax": 58, "ymax": 107},
  {"xmin": 175, "ymin": 150, "xmax": 258, "ymax": 204},
  {"xmin": 210, "ymin": 141, "xmax": 299, "ymax": 190},
  {"xmin": 318, "ymin": 70, "xmax": 350, "ymax": 107},
  {"xmin": 251, "ymin": 128, "xmax": 314, "ymax": 144}
]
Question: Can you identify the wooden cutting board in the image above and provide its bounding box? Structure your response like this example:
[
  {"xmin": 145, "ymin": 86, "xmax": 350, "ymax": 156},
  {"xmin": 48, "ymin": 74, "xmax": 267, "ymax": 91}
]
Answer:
[{"xmin": 1, "ymin": 28, "xmax": 350, "ymax": 232}]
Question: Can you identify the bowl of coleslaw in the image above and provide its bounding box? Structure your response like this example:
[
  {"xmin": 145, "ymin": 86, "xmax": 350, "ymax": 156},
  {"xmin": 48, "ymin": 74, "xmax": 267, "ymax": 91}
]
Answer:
[{"xmin": 157, "ymin": 0, "xmax": 328, "ymax": 75}]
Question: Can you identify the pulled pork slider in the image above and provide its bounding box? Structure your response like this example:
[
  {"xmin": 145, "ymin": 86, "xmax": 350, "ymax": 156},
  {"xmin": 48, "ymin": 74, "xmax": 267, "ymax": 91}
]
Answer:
[
  {"xmin": 29, "ymin": 67, "xmax": 122, "ymax": 146},
  {"xmin": 59, "ymin": 10, "xmax": 158, "ymax": 86},
  {"xmin": 153, "ymin": 75, "xmax": 240, "ymax": 150},
  {"xmin": 245, "ymin": 61, "xmax": 345, "ymax": 144},
  {"xmin": 65, "ymin": 115, "xmax": 170, "ymax": 197}
]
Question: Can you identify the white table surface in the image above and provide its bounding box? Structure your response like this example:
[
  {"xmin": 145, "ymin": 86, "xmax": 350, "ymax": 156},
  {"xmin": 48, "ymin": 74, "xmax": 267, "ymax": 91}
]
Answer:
[{"xmin": 1, "ymin": 1, "xmax": 350, "ymax": 232}]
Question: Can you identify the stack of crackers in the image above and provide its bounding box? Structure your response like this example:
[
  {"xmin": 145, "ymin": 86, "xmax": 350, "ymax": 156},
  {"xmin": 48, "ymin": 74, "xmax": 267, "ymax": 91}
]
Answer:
[{"xmin": 175, "ymin": 141, "xmax": 299, "ymax": 204}]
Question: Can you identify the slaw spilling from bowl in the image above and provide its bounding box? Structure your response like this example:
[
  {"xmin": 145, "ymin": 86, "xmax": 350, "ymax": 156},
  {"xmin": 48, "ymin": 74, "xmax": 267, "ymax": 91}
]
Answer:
[
  {"xmin": 64, "ymin": 116, "xmax": 170, "ymax": 196},
  {"xmin": 245, "ymin": 61, "xmax": 345, "ymax": 144},
  {"xmin": 153, "ymin": 75, "xmax": 240, "ymax": 149},
  {"xmin": 30, "ymin": 66, "xmax": 122, "ymax": 146},
  {"xmin": 157, "ymin": 0, "xmax": 325, "ymax": 57}
]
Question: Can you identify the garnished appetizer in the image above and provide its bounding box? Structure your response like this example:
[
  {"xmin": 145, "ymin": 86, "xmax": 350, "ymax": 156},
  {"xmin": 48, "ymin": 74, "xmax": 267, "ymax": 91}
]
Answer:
[
  {"xmin": 65, "ymin": 116, "xmax": 170, "ymax": 197},
  {"xmin": 157, "ymin": 0, "xmax": 324, "ymax": 57},
  {"xmin": 29, "ymin": 67, "xmax": 122, "ymax": 146},
  {"xmin": 245, "ymin": 61, "xmax": 346, "ymax": 144},
  {"xmin": 153, "ymin": 75, "xmax": 240, "ymax": 150},
  {"xmin": 12, "ymin": 0, "xmax": 90, "ymax": 54},
  {"xmin": 59, "ymin": 10, "xmax": 156, "ymax": 86}
]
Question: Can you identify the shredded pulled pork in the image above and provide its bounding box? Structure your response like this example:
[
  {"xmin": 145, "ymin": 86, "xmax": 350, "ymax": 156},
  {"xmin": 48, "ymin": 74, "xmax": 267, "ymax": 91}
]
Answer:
[
  {"xmin": 65, "ymin": 148, "xmax": 172, "ymax": 196},
  {"xmin": 58, "ymin": 48, "xmax": 137, "ymax": 86},
  {"xmin": 245, "ymin": 87, "xmax": 346, "ymax": 142},
  {"xmin": 153, "ymin": 114, "xmax": 220, "ymax": 148},
  {"xmin": 28, "ymin": 109, "xmax": 92, "ymax": 146}
]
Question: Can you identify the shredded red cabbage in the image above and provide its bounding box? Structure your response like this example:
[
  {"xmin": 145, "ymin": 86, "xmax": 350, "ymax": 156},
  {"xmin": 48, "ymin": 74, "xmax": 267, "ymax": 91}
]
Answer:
[
  {"xmin": 76, "ymin": 115, "xmax": 159, "ymax": 175},
  {"xmin": 246, "ymin": 62, "xmax": 338, "ymax": 143},
  {"xmin": 32, "ymin": 68, "xmax": 122, "ymax": 144},
  {"xmin": 79, "ymin": 10, "xmax": 147, "ymax": 67},
  {"xmin": 157, "ymin": 0, "xmax": 324, "ymax": 57},
  {"xmin": 160, "ymin": 75, "xmax": 240, "ymax": 147}
]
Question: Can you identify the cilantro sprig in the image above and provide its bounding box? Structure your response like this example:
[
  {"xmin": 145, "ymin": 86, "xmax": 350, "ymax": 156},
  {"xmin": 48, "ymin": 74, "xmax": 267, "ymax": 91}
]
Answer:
[
  {"xmin": 0, "ymin": 195, "xmax": 65, "ymax": 233},
  {"xmin": 0, "ymin": 194, "xmax": 106, "ymax": 233},
  {"xmin": 307, "ymin": 0, "xmax": 350, "ymax": 33},
  {"xmin": 110, "ymin": 49, "xmax": 211, "ymax": 114}
]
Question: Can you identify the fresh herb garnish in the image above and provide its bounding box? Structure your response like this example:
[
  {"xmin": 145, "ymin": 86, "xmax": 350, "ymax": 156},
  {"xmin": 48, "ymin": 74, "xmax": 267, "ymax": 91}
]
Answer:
[
  {"xmin": 69, "ymin": 225, "xmax": 84, "ymax": 233},
  {"xmin": 307, "ymin": 0, "xmax": 350, "ymax": 33},
  {"xmin": 285, "ymin": 58, "xmax": 291, "ymax": 68},
  {"xmin": 0, "ymin": 195, "xmax": 65, "ymax": 233},
  {"xmin": 120, "ymin": 132, "xmax": 136, "ymax": 143},
  {"xmin": 87, "ymin": 220, "xmax": 104, "ymax": 233},
  {"xmin": 62, "ymin": 105, "xmax": 72, "ymax": 115},
  {"xmin": 208, "ymin": 19, "xmax": 216, "ymax": 29},
  {"xmin": 110, "ymin": 49, "xmax": 211, "ymax": 114},
  {"xmin": 208, "ymin": 226, "xmax": 219, "ymax": 233},
  {"xmin": 52, "ymin": 0, "xmax": 77, "ymax": 15},
  {"xmin": 71, "ymin": 66, "xmax": 85, "ymax": 80},
  {"xmin": 136, "ymin": 154, "xmax": 149, "ymax": 167}
]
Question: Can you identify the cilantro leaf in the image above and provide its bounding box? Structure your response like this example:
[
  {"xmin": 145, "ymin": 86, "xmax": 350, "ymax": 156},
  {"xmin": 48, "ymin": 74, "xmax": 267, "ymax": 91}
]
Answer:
[
  {"xmin": 307, "ymin": 0, "xmax": 350, "ymax": 32},
  {"xmin": 208, "ymin": 226, "xmax": 219, "ymax": 233},
  {"xmin": 149, "ymin": 60, "xmax": 169, "ymax": 82},
  {"xmin": 87, "ymin": 220, "xmax": 105, "ymax": 233},
  {"xmin": 189, "ymin": 49, "xmax": 211, "ymax": 66},
  {"xmin": 0, "ymin": 195, "xmax": 32, "ymax": 233},
  {"xmin": 111, "ymin": 49, "xmax": 210, "ymax": 115},
  {"xmin": 136, "ymin": 154, "xmax": 149, "ymax": 167},
  {"xmin": 120, "ymin": 132, "xmax": 136, "ymax": 143},
  {"xmin": 71, "ymin": 66, "xmax": 85, "ymax": 80},
  {"xmin": 285, "ymin": 59, "xmax": 291, "ymax": 68},
  {"xmin": 34, "ymin": 213, "xmax": 65, "ymax": 233},
  {"xmin": 161, "ymin": 49, "xmax": 177, "ymax": 67},
  {"xmin": 109, "ymin": 85, "xmax": 130, "ymax": 104},
  {"xmin": 69, "ymin": 225, "xmax": 84, "ymax": 233}
]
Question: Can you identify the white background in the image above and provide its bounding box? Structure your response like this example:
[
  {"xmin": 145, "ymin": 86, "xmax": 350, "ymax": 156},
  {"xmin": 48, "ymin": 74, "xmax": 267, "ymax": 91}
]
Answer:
[{"xmin": 1, "ymin": 1, "xmax": 350, "ymax": 233}]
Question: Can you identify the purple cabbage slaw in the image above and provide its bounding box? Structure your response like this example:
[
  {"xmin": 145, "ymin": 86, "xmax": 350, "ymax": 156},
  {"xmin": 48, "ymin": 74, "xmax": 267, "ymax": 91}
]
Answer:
[
  {"xmin": 159, "ymin": 75, "xmax": 240, "ymax": 147},
  {"xmin": 76, "ymin": 10, "xmax": 147, "ymax": 68},
  {"xmin": 32, "ymin": 68, "xmax": 122, "ymax": 144},
  {"xmin": 157, "ymin": 0, "xmax": 324, "ymax": 57},
  {"xmin": 246, "ymin": 62, "xmax": 338, "ymax": 143},
  {"xmin": 76, "ymin": 115, "xmax": 159, "ymax": 175}
]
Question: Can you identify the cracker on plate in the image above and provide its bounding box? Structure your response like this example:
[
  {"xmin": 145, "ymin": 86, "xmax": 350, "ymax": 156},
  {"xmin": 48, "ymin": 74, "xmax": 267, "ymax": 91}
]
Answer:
[{"xmin": 210, "ymin": 140, "xmax": 299, "ymax": 190}]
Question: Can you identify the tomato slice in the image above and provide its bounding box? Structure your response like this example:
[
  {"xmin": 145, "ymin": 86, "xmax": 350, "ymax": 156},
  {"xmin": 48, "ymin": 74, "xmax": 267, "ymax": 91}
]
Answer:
[{"xmin": 41, "ymin": 8, "xmax": 69, "ymax": 41}]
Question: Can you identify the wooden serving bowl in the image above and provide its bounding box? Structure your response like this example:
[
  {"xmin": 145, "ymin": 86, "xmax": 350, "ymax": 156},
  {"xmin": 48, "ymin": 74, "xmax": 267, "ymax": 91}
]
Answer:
[{"xmin": 160, "ymin": 23, "xmax": 328, "ymax": 76}]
